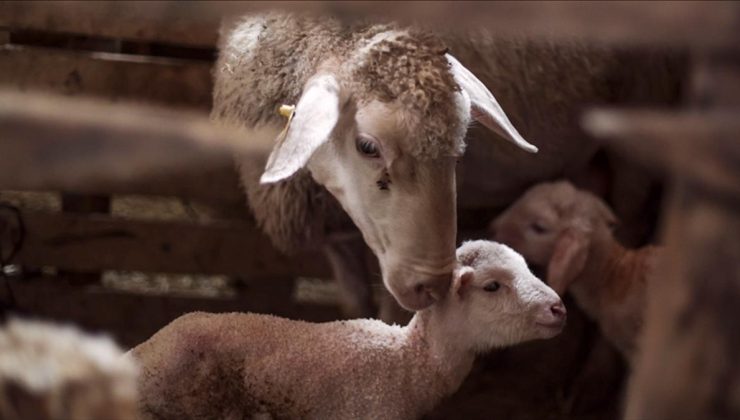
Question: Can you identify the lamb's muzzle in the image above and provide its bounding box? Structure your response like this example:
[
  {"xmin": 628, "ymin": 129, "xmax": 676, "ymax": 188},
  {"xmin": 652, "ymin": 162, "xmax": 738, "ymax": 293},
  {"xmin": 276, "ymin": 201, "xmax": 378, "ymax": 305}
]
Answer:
[{"xmin": 535, "ymin": 301, "xmax": 567, "ymax": 333}]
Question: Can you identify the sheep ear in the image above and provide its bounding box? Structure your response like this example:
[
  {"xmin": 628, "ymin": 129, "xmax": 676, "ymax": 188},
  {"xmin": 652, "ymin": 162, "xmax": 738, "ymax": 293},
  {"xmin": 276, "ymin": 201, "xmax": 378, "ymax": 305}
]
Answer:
[
  {"xmin": 445, "ymin": 53, "xmax": 538, "ymax": 154},
  {"xmin": 453, "ymin": 266, "xmax": 475, "ymax": 297},
  {"xmin": 261, "ymin": 74, "xmax": 343, "ymax": 184},
  {"xmin": 547, "ymin": 228, "xmax": 590, "ymax": 295}
]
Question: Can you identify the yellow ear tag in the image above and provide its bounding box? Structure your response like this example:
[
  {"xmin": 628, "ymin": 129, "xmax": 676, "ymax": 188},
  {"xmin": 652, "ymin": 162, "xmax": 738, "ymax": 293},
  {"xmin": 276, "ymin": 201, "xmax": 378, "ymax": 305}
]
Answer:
[{"xmin": 275, "ymin": 104, "xmax": 296, "ymax": 144}]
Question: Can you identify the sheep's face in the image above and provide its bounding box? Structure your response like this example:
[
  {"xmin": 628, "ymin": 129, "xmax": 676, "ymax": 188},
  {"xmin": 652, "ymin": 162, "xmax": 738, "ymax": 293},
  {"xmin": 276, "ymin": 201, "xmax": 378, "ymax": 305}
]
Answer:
[
  {"xmin": 309, "ymin": 99, "xmax": 463, "ymax": 311},
  {"xmin": 452, "ymin": 241, "xmax": 566, "ymax": 349},
  {"xmin": 490, "ymin": 181, "xmax": 615, "ymax": 267},
  {"xmin": 258, "ymin": 30, "xmax": 536, "ymax": 311}
]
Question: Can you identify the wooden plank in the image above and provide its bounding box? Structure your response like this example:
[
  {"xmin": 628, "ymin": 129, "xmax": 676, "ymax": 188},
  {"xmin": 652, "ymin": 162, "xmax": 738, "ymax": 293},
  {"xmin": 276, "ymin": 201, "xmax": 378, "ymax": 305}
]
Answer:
[
  {"xmin": 0, "ymin": 44, "xmax": 213, "ymax": 109},
  {"xmin": 0, "ymin": 46, "xmax": 243, "ymax": 205},
  {"xmin": 582, "ymin": 109, "xmax": 740, "ymax": 198},
  {"xmin": 0, "ymin": 275, "xmax": 342, "ymax": 348},
  {"xmin": 11, "ymin": 210, "xmax": 331, "ymax": 278},
  {"xmin": 59, "ymin": 193, "xmax": 112, "ymax": 285},
  {"xmin": 0, "ymin": 1, "xmax": 228, "ymax": 47},
  {"xmin": 0, "ymin": 90, "xmax": 279, "ymax": 196},
  {"xmin": 0, "ymin": 1, "xmax": 737, "ymax": 49}
]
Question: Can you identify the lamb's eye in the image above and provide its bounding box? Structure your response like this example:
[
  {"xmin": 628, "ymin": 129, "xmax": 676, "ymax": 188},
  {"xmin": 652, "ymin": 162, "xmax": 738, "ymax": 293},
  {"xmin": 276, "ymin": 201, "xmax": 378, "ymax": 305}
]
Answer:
[
  {"xmin": 484, "ymin": 282, "xmax": 501, "ymax": 292},
  {"xmin": 356, "ymin": 135, "xmax": 380, "ymax": 158},
  {"xmin": 530, "ymin": 222, "xmax": 548, "ymax": 234}
]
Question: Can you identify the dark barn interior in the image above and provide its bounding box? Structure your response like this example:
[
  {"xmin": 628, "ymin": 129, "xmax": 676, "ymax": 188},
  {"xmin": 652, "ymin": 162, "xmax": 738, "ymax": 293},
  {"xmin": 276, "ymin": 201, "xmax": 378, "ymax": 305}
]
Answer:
[{"xmin": 0, "ymin": 2, "xmax": 739, "ymax": 419}]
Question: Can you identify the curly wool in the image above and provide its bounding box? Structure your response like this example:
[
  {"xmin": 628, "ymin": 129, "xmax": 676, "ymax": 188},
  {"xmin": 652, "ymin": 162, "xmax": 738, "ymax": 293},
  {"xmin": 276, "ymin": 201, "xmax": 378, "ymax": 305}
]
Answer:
[{"xmin": 348, "ymin": 29, "xmax": 464, "ymax": 159}]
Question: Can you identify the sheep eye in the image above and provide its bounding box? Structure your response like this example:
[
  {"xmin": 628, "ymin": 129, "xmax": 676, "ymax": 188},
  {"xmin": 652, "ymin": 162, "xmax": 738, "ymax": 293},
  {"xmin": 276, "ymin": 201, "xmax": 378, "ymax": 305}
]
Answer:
[
  {"xmin": 530, "ymin": 222, "xmax": 548, "ymax": 234},
  {"xmin": 483, "ymin": 282, "xmax": 501, "ymax": 292},
  {"xmin": 356, "ymin": 135, "xmax": 380, "ymax": 158}
]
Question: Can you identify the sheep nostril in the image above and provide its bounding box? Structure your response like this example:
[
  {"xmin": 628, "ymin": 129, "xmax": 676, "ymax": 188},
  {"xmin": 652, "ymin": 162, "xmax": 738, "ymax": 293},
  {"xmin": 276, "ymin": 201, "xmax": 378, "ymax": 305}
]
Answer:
[{"xmin": 550, "ymin": 302, "xmax": 567, "ymax": 320}]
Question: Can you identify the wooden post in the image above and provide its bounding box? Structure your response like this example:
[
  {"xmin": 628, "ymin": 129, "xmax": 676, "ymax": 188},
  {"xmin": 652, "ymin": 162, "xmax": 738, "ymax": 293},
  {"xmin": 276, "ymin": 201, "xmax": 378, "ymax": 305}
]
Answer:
[{"xmin": 585, "ymin": 53, "xmax": 740, "ymax": 420}]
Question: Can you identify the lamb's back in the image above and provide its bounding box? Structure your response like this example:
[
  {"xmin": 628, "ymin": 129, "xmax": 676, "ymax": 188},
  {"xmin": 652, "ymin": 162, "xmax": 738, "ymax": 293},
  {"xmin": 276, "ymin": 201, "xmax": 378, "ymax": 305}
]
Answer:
[{"xmin": 132, "ymin": 312, "xmax": 417, "ymax": 419}]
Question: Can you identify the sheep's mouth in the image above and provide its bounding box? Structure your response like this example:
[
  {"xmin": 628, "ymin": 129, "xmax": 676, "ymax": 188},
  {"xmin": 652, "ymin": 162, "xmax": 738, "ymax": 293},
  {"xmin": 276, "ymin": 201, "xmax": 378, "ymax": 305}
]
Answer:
[{"xmin": 535, "ymin": 320, "xmax": 566, "ymax": 338}]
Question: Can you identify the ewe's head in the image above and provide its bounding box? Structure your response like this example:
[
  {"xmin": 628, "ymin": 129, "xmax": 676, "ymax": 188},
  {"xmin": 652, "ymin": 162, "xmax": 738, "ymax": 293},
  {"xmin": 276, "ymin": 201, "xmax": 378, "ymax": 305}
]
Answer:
[
  {"xmin": 490, "ymin": 181, "xmax": 617, "ymax": 294},
  {"xmin": 260, "ymin": 28, "xmax": 537, "ymax": 311},
  {"xmin": 450, "ymin": 240, "xmax": 565, "ymax": 350}
]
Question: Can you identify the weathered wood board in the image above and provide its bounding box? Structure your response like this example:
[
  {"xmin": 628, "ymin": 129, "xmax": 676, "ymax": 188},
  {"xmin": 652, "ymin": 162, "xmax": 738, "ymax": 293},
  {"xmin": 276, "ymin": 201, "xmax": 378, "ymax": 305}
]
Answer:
[
  {"xmin": 0, "ymin": 44, "xmax": 213, "ymax": 108},
  {"xmin": 11, "ymin": 210, "xmax": 330, "ymax": 278},
  {"xmin": 1, "ymin": 1, "xmax": 737, "ymax": 49},
  {"xmin": 0, "ymin": 275, "xmax": 341, "ymax": 348}
]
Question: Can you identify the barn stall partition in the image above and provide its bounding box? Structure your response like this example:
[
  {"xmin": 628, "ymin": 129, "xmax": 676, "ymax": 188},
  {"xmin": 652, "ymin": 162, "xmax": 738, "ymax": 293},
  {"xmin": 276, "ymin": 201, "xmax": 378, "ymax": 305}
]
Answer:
[{"xmin": 0, "ymin": 2, "xmax": 739, "ymax": 419}]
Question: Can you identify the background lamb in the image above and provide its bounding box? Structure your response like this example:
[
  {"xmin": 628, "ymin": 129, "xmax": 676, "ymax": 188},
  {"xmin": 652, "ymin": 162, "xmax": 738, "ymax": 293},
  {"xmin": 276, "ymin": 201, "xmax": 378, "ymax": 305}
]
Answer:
[
  {"xmin": 130, "ymin": 240, "xmax": 566, "ymax": 420},
  {"xmin": 0, "ymin": 318, "xmax": 138, "ymax": 420},
  {"xmin": 491, "ymin": 180, "xmax": 660, "ymax": 362},
  {"xmin": 213, "ymin": 12, "xmax": 682, "ymax": 318}
]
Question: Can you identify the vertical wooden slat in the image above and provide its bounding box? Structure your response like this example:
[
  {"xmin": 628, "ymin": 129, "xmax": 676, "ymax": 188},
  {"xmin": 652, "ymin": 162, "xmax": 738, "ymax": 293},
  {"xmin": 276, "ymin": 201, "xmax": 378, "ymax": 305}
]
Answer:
[{"xmin": 623, "ymin": 54, "xmax": 740, "ymax": 420}]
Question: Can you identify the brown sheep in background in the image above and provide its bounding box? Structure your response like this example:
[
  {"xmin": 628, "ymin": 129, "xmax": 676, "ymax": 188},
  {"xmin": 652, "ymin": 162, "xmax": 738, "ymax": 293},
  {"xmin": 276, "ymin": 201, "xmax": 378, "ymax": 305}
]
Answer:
[{"xmin": 491, "ymin": 180, "xmax": 661, "ymax": 363}]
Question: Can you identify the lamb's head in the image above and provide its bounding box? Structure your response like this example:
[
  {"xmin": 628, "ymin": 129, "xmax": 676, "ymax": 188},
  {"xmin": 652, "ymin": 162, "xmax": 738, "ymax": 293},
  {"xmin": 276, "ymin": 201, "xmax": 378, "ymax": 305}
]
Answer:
[
  {"xmin": 490, "ymin": 181, "xmax": 617, "ymax": 294},
  {"xmin": 260, "ymin": 29, "xmax": 536, "ymax": 311},
  {"xmin": 448, "ymin": 240, "xmax": 566, "ymax": 350}
]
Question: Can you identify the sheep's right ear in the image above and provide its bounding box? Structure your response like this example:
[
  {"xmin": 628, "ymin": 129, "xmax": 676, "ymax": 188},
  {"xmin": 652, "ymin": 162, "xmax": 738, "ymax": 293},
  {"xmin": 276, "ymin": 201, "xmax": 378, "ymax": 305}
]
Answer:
[
  {"xmin": 547, "ymin": 228, "xmax": 589, "ymax": 296},
  {"xmin": 261, "ymin": 74, "xmax": 344, "ymax": 184},
  {"xmin": 446, "ymin": 53, "xmax": 538, "ymax": 154},
  {"xmin": 453, "ymin": 266, "xmax": 475, "ymax": 297}
]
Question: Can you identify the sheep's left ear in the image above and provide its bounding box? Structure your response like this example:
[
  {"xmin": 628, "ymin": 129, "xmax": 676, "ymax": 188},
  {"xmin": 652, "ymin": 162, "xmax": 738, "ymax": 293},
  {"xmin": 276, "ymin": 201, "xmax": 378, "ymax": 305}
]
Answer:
[
  {"xmin": 547, "ymin": 228, "xmax": 590, "ymax": 295},
  {"xmin": 453, "ymin": 266, "xmax": 475, "ymax": 297},
  {"xmin": 261, "ymin": 74, "xmax": 344, "ymax": 184},
  {"xmin": 446, "ymin": 53, "xmax": 538, "ymax": 154}
]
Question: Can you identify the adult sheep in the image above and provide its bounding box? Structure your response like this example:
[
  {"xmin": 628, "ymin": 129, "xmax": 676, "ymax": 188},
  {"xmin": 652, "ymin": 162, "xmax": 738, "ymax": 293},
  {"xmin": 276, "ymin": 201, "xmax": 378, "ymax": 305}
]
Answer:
[
  {"xmin": 213, "ymin": 13, "xmax": 682, "ymax": 316},
  {"xmin": 212, "ymin": 13, "xmax": 537, "ymax": 313}
]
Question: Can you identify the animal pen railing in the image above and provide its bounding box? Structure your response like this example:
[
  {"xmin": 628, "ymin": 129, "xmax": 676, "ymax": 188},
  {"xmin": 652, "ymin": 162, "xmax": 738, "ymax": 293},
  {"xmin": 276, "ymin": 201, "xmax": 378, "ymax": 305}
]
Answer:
[{"xmin": 0, "ymin": 1, "xmax": 739, "ymax": 419}]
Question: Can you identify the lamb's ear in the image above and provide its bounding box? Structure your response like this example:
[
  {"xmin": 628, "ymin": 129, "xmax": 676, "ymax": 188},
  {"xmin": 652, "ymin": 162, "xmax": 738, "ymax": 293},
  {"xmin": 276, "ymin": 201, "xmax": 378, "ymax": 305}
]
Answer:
[
  {"xmin": 453, "ymin": 266, "xmax": 475, "ymax": 297},
  {"xmin": 445, "ymin": 53, "xmax": 538, "ymax": 154},
  {"xmin": 547, "ymin": 228, "xmax": 590, "ymax": 296},
  {"xmin": 261, "ymin": 74, "xmax": 343, "ymax": 184}
]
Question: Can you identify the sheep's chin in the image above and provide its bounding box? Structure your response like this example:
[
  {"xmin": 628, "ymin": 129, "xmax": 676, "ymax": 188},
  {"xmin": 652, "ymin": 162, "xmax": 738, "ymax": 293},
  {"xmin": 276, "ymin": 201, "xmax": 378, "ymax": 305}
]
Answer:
[{"xmin": 535, "ymin": 322, "xmax": 565, "ymax": 339}]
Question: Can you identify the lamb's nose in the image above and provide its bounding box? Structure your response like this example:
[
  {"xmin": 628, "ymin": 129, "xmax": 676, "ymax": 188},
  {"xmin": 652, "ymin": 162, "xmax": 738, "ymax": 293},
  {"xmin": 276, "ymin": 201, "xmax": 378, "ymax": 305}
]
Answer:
[
  {"xmin": 536, "ymin": 301, "xmax": 567, "ymax": 329},
  {"xmin": 550, "ymin": 302, "xmax": 567, "ymax": 322}
]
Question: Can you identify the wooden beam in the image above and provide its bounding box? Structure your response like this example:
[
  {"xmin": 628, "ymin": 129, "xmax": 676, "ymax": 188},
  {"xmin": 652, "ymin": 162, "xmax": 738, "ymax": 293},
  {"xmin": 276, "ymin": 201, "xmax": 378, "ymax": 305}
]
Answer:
[
  {"xmin": 0, "ymin": 1, "xmax": 737, "ymax": 49},
  {"xmin": 59, "ymin": 193, "xmax": 112, "ymax": 285},
  {"xmin": 0, "ymin": 44, "xmax": 213, "ymax": 109},
  {"xmin": 582, "ymin": 109, "xmax": 740, "ymax": 197},
  {"xmin": 11, "ymin": 210, "xmax": 331, "ymax": 278},
  {"xmin": 0, "ymin": 1, "xmax": 229, "ymax": 48},
  {"xmin": 0, "ymin": 91, "xmax": 279, "ymax": 196},
  {"xmin": 1, "ymin": 276, "xmax": 341, "ymax": 348}
]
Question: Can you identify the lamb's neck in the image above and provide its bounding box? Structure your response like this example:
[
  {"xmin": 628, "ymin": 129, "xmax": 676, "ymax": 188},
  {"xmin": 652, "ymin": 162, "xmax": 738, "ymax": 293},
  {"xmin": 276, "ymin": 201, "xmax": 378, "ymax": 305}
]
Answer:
[
  {"xmin": 573, "ymin": 229, "xmax": 644, "ymax": 317},
  {"xmin": 403, "ymin": 304, "xmax": 476, "ymax": 398}
]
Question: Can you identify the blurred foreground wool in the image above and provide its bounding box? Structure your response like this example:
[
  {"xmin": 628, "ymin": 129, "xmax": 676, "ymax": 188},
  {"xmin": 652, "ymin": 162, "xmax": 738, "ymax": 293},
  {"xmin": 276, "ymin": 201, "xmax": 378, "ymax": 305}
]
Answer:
[{"xmin": 0, "ymin": 318, "xmax": 138, "ymax": 420}]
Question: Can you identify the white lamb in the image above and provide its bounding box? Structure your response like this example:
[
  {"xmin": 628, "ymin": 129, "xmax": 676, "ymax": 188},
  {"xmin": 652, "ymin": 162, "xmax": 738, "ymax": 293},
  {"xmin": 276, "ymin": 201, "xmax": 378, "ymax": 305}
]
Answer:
[
  {"xmin": 130, "ymin": 240, "xmax": 565, "ymax": 419},
  {"xmin": 0, "ymin": 318, "xmax": 138, "ymax": 420},
  {"xmin": 491, "ymin": 180, "xmax": 660, "ymax": 363}
]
